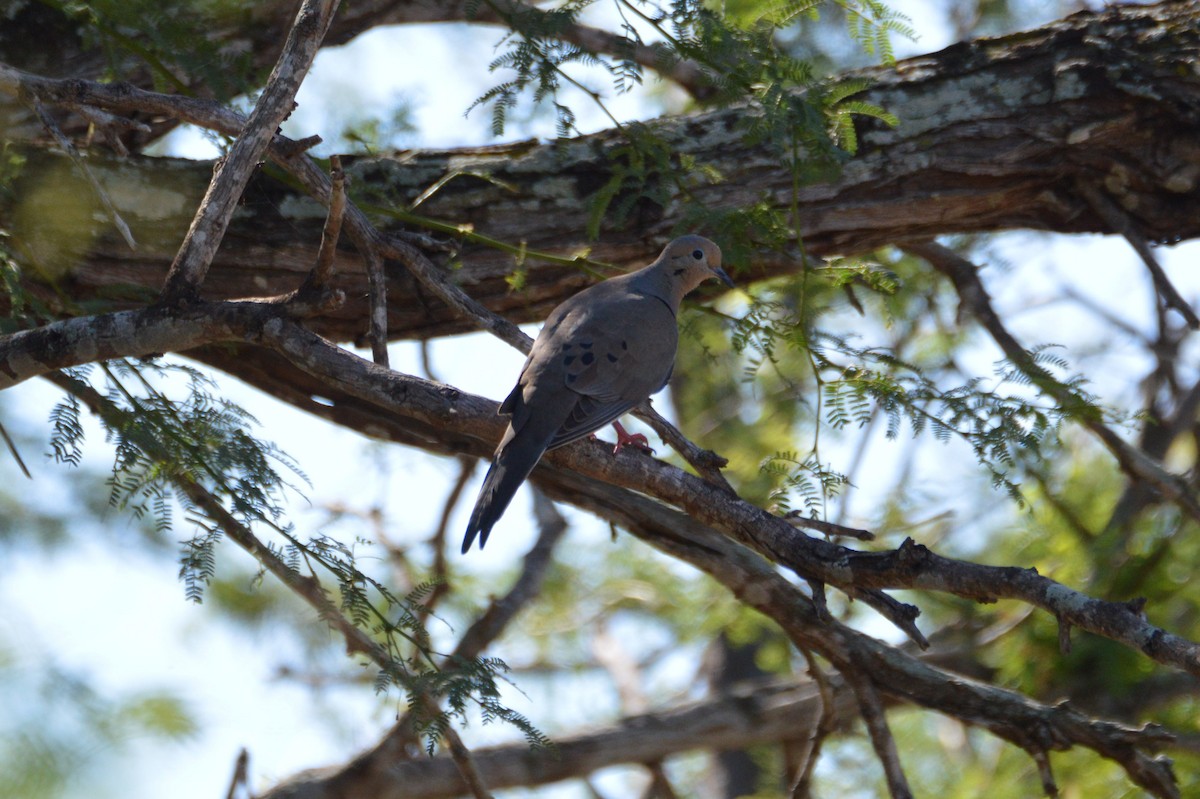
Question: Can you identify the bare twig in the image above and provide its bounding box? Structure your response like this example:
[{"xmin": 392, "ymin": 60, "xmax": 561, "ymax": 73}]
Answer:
[
  {"xmin": 419, "ymin": 455, "xmax": 476, "ymax": 624},
  {"xmin": 630, "ymin": 401, "xmax": 733, "ymax": 490},
  {"xmin": 159, "ymin": 0, "xmax": 341, "ymax": 303},
  {"xmin": 1032, "ymin": 748, "xmax": 1058, "ymax": 796},
  {"xmin": 789, "ymin": 650, "xmax": 836, "ymax": 799},
  {"xmin": 842, "ymin": 665, "xmax": 913, "ymax": 799},
  {"xmin": 785, "ymin": 511, "xmax": 874, "ymax": 542},
  {"xmin": 1076, "ymin": 180, "xmax": 1200, "ymax": 329},
  {"xmin": 449, "ymin": 488, "xmax": 567, "ymax": 660},
  {"xmin": 372, "ymin": 489, "xmax": 567, "ymax": 768},
  {"xmin": 30, "ymin": 97, "xmax": 136, "ymax": 250},
  {"xmin": 311, "ymin": 155, "xmax": 347, "ymax": 288},
  {"xmin": 437, "ymin": 722, "xmax": 495, "ymax": 799},
  {"xmin": 377, "ymin": 232, "xmax": 534, "ymax": 353},
  {"xmin": 905, "ymin": 240, "xmax": 1200, "ymax": 524},
  {"xmin": 0, "ymin": 420, "xmax": 30, "ymax": 479},
  {"xmin": 363, "ymin": 246, "xmax": 390, "ymax": 365},
  {"xmin": 224, "ymin": 748, "xmax": 249, "ymax": 799}
]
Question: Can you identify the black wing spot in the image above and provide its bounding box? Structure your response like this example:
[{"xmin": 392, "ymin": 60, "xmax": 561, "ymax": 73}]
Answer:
[
  {"xmin": 607, "ymin": 353, "xmax": 618, "ymax": 363},
  {"xmin": 580, "ymin": 341, "xmax": 593, "ymax": 349},
  {"xmin": 563, "ymin": 355, "xmax": 576, "ymax": 366},
  {"xmin": 581, "ymin": 352, "xmax": 595, "ymax": 365},
  {"xmin": 692, "ymin": 249, "xmax": 703, "ymax": 260},
  {"xmin": 673, "ymin": 267, "xmax": 686, "ymax": 276},
  {"xmin": 566, "ymin": 374, "xmax": 577, "ymax": 384},
  {"xmin": 621, "ymin": 340, "xmax": 628, "ymax": 350}
]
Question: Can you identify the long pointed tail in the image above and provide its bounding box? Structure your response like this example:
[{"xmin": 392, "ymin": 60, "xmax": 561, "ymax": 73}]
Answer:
[{"xmin": 462, "ymin": 431, "xmax": 552, "ymax": 553}]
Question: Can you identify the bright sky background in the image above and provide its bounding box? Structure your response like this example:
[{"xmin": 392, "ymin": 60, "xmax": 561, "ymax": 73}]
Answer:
[{"xmin": 3, "ymin": 3, "xmax": 1198, "ymax": 798}]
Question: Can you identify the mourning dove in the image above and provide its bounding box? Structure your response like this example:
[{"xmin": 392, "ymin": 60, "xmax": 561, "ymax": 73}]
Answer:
[{"xmin": 462, "ymin": 235, "xmax": 733, "ymax": 553}]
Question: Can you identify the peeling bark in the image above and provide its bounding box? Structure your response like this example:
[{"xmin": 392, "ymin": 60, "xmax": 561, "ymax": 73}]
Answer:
[{"xmin": 4, "ymin": 1, "xmax": 1200, "ymax": 347}]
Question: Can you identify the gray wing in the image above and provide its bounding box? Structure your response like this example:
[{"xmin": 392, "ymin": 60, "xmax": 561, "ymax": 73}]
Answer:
[{"xmin": 543, "ymin": 291, "xmax": 677, "ymax": 448}]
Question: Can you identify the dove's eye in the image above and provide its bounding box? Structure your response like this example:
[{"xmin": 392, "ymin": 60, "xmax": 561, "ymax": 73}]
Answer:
[{"xmin": 692, "ymin": 249, "xmax": 704, "ymax": 260}]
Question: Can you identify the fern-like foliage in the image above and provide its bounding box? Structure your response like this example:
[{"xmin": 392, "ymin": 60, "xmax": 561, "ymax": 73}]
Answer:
[
  {"xmin": 468, "ymin": 0, "xmax": 604, "ymax": 137},
  {"xmin": 49, "ymin": 389, "xmax": 86, "ymax": 468},
  {"xmin": 45, "ymin": 0, "xmax": 258, "ymax": 100},
  {"xmin": 735, "ymin": 279, "xmax": 1100, "ymax": 506},
  {"xmin": 46, "ymin": 359, "xmax": 548, "ymax": 756},
  {"xmin": 761, "ymin": 450, "xmax": 850, "ymax": 515}
]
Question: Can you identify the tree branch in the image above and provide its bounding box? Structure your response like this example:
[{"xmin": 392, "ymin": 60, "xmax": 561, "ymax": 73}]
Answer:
[
  {"xmin": 159, "ymin": 0, "xmax": 340, "ymax": 303},
  {"xmin": 262, "ymin": 678, "xmax": 853, "ymax": 799},
  {"xmin": 6, "ymin": 298, "xmax": 1195, "ymax": 679},
  {"xmin": 904, "ymin": 239, "xmax": 1200, "ymax": 525},
  {"xmin": 6, "ymin": 3, "xmax": 1200, "ymax": 345}
]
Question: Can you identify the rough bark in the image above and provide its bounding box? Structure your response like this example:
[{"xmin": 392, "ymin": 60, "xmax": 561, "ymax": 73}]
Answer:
[{"xmin": 4, "ymin": 1, "xmax": 1199, "ymax": 347}]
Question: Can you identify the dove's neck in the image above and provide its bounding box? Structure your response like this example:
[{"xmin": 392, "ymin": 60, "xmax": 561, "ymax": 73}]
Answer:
[{"xmin": 631, "ymin": 263, "xmax": 687, "ymax": 312}]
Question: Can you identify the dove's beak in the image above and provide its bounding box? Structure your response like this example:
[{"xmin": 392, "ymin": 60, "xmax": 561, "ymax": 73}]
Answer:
[{"xmin": 714, "ymin": 267, "xmax": 734, "ymax": 288}]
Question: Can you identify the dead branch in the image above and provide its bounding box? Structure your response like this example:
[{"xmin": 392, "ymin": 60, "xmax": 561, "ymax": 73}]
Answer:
[{"xmin": 158, "ymin": 0, "xmax": 341, "ymax": 304}]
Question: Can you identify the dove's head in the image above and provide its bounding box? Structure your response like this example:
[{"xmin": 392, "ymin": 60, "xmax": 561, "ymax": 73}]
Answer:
[{"xmin": 657, "ymin": 235, "xmax": 734, "ymax": 301}]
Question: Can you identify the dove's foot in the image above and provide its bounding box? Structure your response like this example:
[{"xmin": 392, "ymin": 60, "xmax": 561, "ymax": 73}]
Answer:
[{"xmin": 611, "ymin": 420, "xmax": 655, "ymax": 455}]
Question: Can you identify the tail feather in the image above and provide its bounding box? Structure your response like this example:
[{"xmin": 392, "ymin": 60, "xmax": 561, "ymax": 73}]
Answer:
[{"xmin": 462, "ymin": 431, "xmax": 552, "ymax": 553}]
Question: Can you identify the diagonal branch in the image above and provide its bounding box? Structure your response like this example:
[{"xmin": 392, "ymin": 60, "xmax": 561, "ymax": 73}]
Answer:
[
  {"xmin": 539, "ymin": 471, "xmax": 1179, "ymax": 798},
  {"xmin": 840, "ymin": 664, "xmax": 912, "ymax": 799},
  {"xmin": 30, "ymin": 96, "xmax": 137, "ymax": 250},
  {"xmin": 1076, "ymin": 180, "xmax": 1200, "ymax": 329},
  {"xmin": 905, "ymin": 240, "xmax": 1200, "ymax": 525},
  {"xmin": 4, "ymin": 299, "xmax": 1198, "ymax": 677},
  {"xmin": 158, "ymin": 0, "xmax": 341, "ymax": 303}
]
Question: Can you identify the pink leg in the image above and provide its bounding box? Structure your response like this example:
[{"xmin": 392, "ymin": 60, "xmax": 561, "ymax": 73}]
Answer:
[{"xmin": 611, "ymin": 420, "xmax": 654, "ymax": 455}]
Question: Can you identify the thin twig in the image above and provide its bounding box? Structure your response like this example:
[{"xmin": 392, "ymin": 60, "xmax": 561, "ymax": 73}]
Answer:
[
  {"xmin": 312, "ymin": 154, "xmax": 347, "ymax": 288},
  {"xmin": 419, "ymin": 455, "xmax": 477, "ymax": 625},
  {"xmin": 841, "ymin": 666, "xmax": 913, "ymax": 799},
  {"xmin": 1076, "ymin": 180, "xmax": 1200, "ymax": 329},
  {"xmin": 1031, "ymin": 749, "xmax": 1058, "ymax": 796},
  {"xmin": 789, "ymin": 650, "xmax": 836, "ymax": 799},
  {"xmin": 905, "ymin": 240, "xmax": 1200, "ymax": 524},
  {"xmin": 630, "ymin": 402, "xmax": 733, "ymax": 490},
  {"xmin": 434, "ymin": 721, "xmax": 495, "ymax": 799},
  {"xmin": 224, "ymin": 748, "xmax": 249, "ymax": 799},
  {"xmin": 30, "ymin": 97, "xmax": 136, "ymax": 250},
  {"xmin": 378, "ymin": 488, "xmax": 568, "ymax": 763},
  {"xmin": 448, "ymin": 488, "xmax": 567, "ymax": 660},
  {"xmin": 363, "ymin": 245, "xmax": 390, "ymax": 365},
  {"xmin": 785, "ymin": 511, "xmax": 874, "ymax": 541},
  {"xmin": 0, "ymin": 420, "xmax": 30, "ymax": 479},
  {"xmin": 377, "ymin": 232, "xmax": 534, "ymax": 353}
]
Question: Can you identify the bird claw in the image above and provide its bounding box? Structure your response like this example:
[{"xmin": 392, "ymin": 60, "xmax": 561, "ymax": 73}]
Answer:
[{"xmin": 611, "ymin": 421, "xmax": 655, "ymax": 455}]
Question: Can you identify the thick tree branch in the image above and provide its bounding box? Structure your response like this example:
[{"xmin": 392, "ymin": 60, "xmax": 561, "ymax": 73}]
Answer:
[
  {"xmin": 0, "ymin": 0, "xmax": 711, "ymax": 148},
  {"xmin": 5, "ymin": 2, "xmax": 1200, "ymax": 346},
  {"xmin": 535, "ymin": 472, "xmax": 1179, "ymax": 799},
  {"xmin": 263, "ymin": 678, "xmax": 855, "ymax": 799},
  {"xmin": 7, "ymin": 298, "xmax": 1195, "ymax": 679}
]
